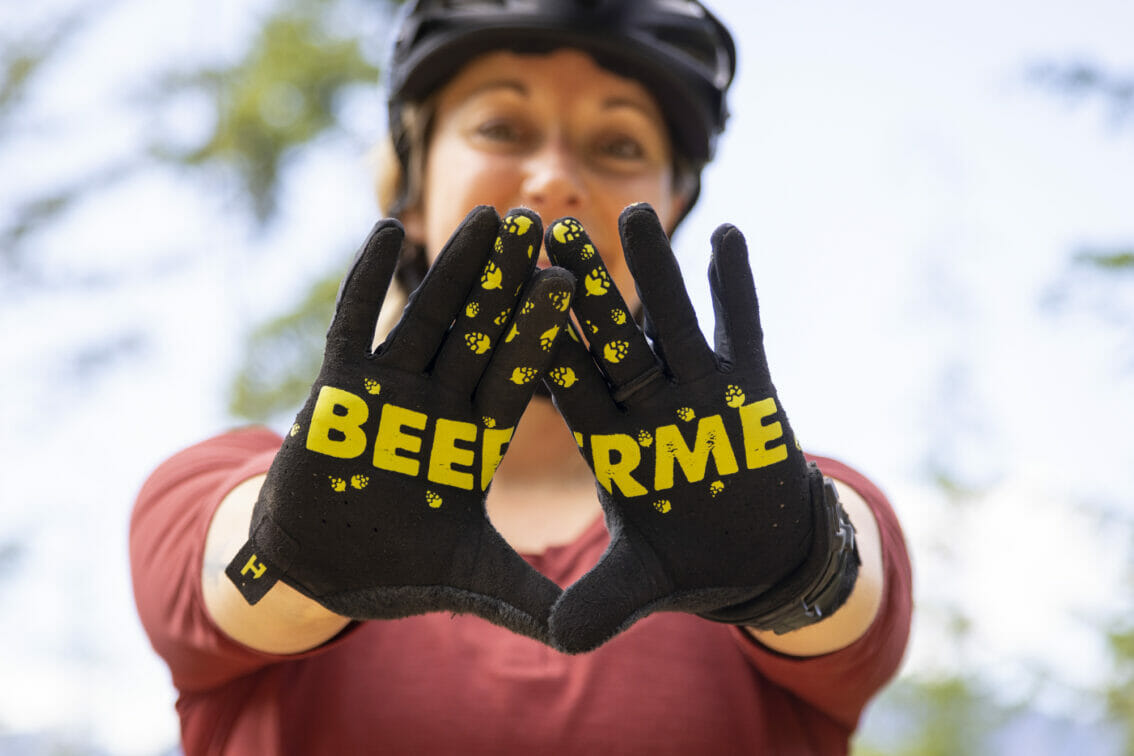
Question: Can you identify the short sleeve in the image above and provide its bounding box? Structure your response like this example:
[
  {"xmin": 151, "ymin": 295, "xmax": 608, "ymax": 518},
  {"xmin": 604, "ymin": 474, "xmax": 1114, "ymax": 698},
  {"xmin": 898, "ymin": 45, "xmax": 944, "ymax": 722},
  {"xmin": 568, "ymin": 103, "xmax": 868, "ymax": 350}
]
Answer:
[
  {"xmin": 732, "ymin": 455, "xmax": 913, "ymax": 730},
  {"xmin": 130, "ymin": 427, "xmax": 295, "ymax": 693}
]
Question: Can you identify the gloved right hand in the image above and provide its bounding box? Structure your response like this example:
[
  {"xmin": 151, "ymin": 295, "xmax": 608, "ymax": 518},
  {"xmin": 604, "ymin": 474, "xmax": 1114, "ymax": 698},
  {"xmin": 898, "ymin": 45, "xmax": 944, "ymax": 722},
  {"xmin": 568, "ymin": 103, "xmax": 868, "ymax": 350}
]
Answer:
[{"xmin": 226, "ymin": 206, "xmax": 576, "ymax": 644}]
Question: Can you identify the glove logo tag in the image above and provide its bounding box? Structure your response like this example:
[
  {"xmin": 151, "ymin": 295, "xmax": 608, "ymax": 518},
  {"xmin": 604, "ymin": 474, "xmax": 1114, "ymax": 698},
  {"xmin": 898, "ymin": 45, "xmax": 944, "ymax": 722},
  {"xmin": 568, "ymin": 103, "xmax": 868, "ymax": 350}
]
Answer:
[{"xmin": 241, "ymin": 554, "xmax": 267, "ymax": 580}]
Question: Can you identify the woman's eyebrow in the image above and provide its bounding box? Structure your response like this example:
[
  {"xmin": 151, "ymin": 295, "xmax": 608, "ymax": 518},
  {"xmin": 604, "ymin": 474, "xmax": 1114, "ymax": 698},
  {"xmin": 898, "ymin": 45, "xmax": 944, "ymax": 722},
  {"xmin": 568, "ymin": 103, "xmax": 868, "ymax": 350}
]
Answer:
[
  {"xmin": 462, "ymin": 79, "xmax": 529, "ymax": 101},
  {"xmin": 601, "ymin": 96, "xmax": 662, "ymax": 121}
]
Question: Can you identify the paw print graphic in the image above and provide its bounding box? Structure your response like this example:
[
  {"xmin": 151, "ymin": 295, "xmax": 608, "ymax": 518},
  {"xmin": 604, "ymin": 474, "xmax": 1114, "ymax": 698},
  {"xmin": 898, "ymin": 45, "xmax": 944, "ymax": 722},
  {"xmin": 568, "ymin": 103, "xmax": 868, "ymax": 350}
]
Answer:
[
  {"xmin": 480, "ymin": 261, "xmax": 503, "ymax": 290},
  {"xmin": 636, "ymin": 430, "xmax": 653, "ymax": 447},
  {"xmin": 584, "ymin": 268, "xmax": 611, "ymax": 297},
  {"xmin": 610, "ymin": 308, "xmax": 627, "ymax": 326},
  {"xmin": 538, "ymin": 325, "xmax": 560, "ymax": 351},
  {"xmin": 465, "ymin": 302, "xmax": 480, "ymax": 318},
  {"xmin": 482, "ymin": 416, "xmax": 497, "ymax": 428},
  {"xmin": 520, "ymin": 300, "xmax": 535, "ymax": 315},
  {"xmin": 363, "ymin": 378, "xmax": 382, "ymax": 395},
  {"xmin": 653, "ymin": 499, "xmax": 672, "ymax": 514},
  {"xmin": 329, "ymin": 476, "xmax": 347, "ymax": 493},
  {"xmin": 676, "ymin": 407, "xmax": 696, "ymax": 422},
  {"xmin": 425, "ymin": 491, "xmax": 443, "ymax": 509},
  {"xmin": 510, "ymin": 366, "xmax": 539, "ymax": 385},
  {"xmin": 585, "ymin": 319, "xmax": 599, "ymax": 334},
  {"xmin": 549, "ymin": 289, "xmax": 571, "ymax": 312},
  {"xmin": 709, "ymin": 481, "xmax": 725, "ymax": 498},
  {"xmin": 465, "ymin": 332, "xmax": 491, "ymax": 354},
  {"xmin": 548, "ymin": 366, "xmax": 577, "ymax": 388},
  {"xmin": 505, "ymin": 323, "xmax": 519, "ymax": 343},
  {"xmin": 503, "ymin": 214, "xmax": 533, "ymax": 236},
  {"xmin": 580, "ymin": 243, "xmax": 596, "ymax": 260},
  {"xmin": 603, "ymin": 339, "xmax": 630, "ymax": 364},
  {"xmin": 567, "ymin": 326, "xmax": 581, "ymax": 342},
  {"xmin": 351, "ymin": 474, "xmax": 369, "ymax": 490},
  {"xmin": 552, "ymin": 219, "xmax": 583, "ymax": 244},
  {"xmin": 289, "ymin": 423, "xmax": 301, "ymax": 437},
  {"xmin": 494, "ymin": 308, "xmax": 512, "ymax": 326},
  {"xmin": 493, "ymin": 236, "xmax": 504, "ymax": 255},
  {"xmin": 724, "ymin": 385, "xmax": 746, "ymax": 408}
]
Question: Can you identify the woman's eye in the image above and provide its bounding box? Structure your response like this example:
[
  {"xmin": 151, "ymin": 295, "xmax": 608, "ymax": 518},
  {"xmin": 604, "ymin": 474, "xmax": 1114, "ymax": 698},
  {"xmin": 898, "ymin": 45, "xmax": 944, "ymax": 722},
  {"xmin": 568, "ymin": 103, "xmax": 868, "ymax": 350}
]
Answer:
[
  {"xmin": 597, "ymin": 135, "xmax": 646, "ymax": 161},
  {"xmin": 475, "ymin": 119, "xmax": 522, "ymax": 143}
]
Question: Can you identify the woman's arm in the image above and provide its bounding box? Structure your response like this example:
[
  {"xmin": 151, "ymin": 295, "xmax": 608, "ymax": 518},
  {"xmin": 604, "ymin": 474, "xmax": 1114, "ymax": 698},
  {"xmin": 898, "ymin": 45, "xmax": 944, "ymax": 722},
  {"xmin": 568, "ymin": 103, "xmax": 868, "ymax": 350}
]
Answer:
[
  {"xmin": 745, "ymin": 478, "xmax": 884, "ymax": 656},
  {"xmin": 201, "ymin": 474, "xmax": 352, "ymax": 654}
]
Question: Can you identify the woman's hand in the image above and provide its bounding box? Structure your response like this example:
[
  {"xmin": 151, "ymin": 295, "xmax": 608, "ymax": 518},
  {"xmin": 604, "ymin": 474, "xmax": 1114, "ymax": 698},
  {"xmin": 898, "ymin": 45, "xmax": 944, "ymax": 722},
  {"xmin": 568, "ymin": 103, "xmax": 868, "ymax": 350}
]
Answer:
[
  {"xmin": 225, "ymin": 206, "xmax": 575, "ymax": 644},
  {"xmin": 541, "ymin": 204, "xmax": 860, "ymax": 653}
]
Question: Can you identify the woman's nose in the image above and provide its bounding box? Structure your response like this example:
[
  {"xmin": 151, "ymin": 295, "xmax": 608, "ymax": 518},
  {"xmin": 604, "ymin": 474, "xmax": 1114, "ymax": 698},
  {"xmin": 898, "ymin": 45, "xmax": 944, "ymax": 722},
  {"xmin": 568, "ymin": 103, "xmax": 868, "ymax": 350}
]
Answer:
[{"xmin": 520, "ymin": 138, "xmax": 584, "ymax": 218}]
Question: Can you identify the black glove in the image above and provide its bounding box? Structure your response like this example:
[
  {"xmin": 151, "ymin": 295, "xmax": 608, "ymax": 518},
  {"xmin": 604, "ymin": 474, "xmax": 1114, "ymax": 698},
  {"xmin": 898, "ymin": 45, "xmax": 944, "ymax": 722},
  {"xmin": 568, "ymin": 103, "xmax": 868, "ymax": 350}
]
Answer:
[
  {"xmin": 541, "ymin": 204, "xmax": 859, "ymax": 653},
  {"xmin": 226, "ymin": 206, "xmax": 576, "ymax": 644}
]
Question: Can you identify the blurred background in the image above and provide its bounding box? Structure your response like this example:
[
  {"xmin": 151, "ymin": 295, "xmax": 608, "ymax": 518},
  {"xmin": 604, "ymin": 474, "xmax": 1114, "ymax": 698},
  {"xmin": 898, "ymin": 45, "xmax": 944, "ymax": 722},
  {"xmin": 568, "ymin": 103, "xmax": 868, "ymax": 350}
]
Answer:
[{"xmin": 1, "ymin": 0, "xmax": 1132, "ymax": 753}]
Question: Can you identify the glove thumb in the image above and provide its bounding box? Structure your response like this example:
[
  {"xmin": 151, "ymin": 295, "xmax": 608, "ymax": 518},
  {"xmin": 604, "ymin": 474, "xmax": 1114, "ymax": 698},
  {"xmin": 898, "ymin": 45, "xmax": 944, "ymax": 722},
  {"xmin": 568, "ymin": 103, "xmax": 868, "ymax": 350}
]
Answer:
[
  {"xmin": 452, "ymin": 522, "xmax": 564, "ymax": 644},
  {"xmin": 548, "ymin": 530, "xmax": 670, "ymax": 654}
]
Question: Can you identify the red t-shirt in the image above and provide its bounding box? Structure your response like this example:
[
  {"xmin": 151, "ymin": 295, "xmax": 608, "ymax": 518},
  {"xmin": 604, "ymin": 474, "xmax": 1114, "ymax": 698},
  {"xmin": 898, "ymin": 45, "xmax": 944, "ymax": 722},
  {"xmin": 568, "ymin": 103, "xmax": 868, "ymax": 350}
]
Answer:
[{"xmin": 131, "ymin": 427, "xmax": 911, "ymax": 755}]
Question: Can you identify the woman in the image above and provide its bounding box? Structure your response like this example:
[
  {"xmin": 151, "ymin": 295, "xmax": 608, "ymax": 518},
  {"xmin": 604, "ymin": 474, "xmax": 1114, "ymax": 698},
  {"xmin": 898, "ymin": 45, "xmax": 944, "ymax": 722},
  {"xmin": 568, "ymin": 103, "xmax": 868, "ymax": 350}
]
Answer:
[{"xmin": 132, "ymin": 1, "xmax": 912, "ymax": 753}]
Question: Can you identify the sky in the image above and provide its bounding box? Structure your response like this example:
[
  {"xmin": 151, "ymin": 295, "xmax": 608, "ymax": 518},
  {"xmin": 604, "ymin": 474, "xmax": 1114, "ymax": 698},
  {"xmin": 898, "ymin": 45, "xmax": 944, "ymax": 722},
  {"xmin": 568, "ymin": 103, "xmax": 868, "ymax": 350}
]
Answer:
[{"xmin": 2, "ymin": 0, "xmax": 1133, "ymax": 752}]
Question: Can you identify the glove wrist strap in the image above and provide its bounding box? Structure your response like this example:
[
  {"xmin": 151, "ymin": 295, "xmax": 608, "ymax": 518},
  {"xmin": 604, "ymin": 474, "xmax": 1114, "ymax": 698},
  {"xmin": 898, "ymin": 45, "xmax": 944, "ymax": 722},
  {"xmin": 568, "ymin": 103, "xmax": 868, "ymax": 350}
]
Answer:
[
  {"xmin": 745, "ymin": 474, "xmax": 860, "ymax": 634},
  {"xmin": 699, "ymin": 466, "xmax": 861, "ymax": 634}
]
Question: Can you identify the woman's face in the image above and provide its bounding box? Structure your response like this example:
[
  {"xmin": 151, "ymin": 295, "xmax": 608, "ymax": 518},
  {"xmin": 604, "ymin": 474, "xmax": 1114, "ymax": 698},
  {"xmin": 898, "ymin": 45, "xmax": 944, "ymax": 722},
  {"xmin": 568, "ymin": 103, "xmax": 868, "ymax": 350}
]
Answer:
[{"xmin": 402, "ymin": 48, "xmax": 686, "ymax": 313}]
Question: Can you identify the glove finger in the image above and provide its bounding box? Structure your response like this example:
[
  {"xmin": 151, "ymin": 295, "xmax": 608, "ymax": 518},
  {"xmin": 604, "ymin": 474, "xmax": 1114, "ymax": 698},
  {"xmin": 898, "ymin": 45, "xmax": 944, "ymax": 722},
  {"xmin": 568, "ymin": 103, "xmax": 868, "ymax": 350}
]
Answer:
[
  {"xmin": 549, "ymin": 533, "xmax": 668, "ymax": 654},
  {"xmin": 432, "ymin": 208, "xmax": 542, "ymax": 394},
  {"xmin": 450, "ymin": 520, "xmax": 563, "ymax": 644},
  {"xmin": 325, "ymin": 219, "xmax": 404, "ymax": 360},
  {"xmin": 618, "ymin": 204, "xmax": 716, "ymax": 382},
  {"xmin": 472, "ymin": 266, "xmax": 575, "ymax": 433},
  {"xmin": 544, "ymin": 217, "xmax": 662, "ymax": 404},
  {"xmin": 381, "ymin": 205, "xmax": 499, "ymax": 371},
  {"xmin": 708, "ymin": 223, "xmax": 766, "ymax": 374},
  {"xmin": 541, "ymin": 320, "xmax": 621, "ymax": 426}
]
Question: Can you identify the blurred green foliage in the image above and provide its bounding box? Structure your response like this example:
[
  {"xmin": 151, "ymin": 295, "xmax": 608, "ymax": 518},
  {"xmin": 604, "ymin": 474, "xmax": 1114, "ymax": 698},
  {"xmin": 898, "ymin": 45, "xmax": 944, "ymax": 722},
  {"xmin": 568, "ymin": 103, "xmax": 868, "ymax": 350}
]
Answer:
[
  {"xmin": 229, "ymin": 268, "xmax": 343, "ymax": 420},
  {"xmin": 1039, "ymin": 62, "xmax": 1134, "ymax": 756},
  {"xmin": 147, "ymin": 0, "xmax": 400, "ymax": 419},
  {"xmin": 1075, "ymin": 250, "xmax": 1134, "ymax": 271},
  {"xmin": 1109, "ymin": 625, "xmax": 1134, "ymax": 756},
  {"xmin": 0, "ymin": 8, "xmax": 104, "ymax": 271},
  {"xmin": 853, "ymin": 677, "xmax": 1006, "ymax": 756},
  {"xmin": 0, "ymin": 9, "xmax": 90, "ymax": 124},
  {"xmin": 208, "ymin": 0, "xmax": 401, "ymax": 420},
  {"xmin": 150, "ymin": 0, "xmax": 386, "ymax": 222}
]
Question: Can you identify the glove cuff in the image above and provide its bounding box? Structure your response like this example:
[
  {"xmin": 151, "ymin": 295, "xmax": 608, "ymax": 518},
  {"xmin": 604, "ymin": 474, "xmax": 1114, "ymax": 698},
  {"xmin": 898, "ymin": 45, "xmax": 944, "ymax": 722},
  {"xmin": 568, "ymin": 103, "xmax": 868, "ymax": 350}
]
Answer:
[{"xmin": 698, "ymin": 464, "xmax": 861, "ymax": 633}]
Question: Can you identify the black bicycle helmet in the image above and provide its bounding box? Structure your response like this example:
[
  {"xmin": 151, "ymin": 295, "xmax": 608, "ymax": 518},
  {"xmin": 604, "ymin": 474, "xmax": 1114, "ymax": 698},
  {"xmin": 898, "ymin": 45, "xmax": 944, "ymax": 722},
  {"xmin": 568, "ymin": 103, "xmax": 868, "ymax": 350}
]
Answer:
[{"xmin": 386, "ymin": 0, "xmax": 736, "ymax": 209}]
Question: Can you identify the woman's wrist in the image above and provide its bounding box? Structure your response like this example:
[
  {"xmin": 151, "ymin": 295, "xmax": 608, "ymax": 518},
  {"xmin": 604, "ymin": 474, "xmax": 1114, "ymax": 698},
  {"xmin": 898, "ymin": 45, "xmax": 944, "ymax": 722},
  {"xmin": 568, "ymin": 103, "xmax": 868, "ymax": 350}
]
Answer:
[{"xmin": 202, "ymin": 475, "xmax": 351, "ymax": 654}]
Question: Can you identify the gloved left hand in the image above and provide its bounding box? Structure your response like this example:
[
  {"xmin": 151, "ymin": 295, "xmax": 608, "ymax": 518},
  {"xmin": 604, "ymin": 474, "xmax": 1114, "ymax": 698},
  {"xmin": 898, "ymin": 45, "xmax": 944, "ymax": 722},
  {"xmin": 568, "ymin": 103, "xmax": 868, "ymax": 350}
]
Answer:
[{"xmin": 542, "ymin": 204, "xmax": 859, "ymax": 653}]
